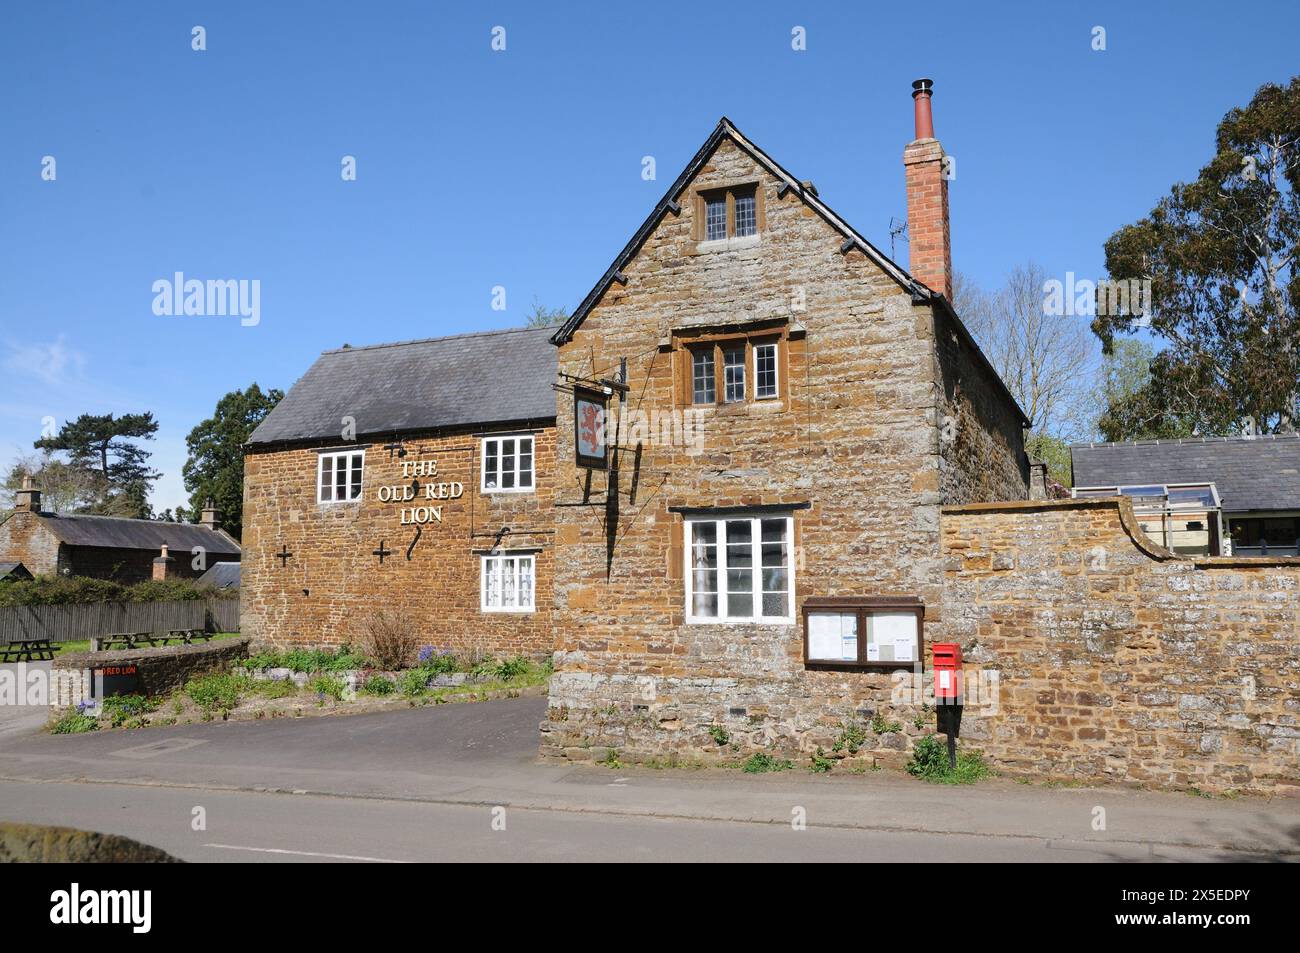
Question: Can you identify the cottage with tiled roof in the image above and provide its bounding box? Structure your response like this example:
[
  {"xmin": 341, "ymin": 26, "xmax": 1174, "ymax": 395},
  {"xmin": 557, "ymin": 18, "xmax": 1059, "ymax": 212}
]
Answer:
[{"xmin": 0, "ymin": 480, "xmax": 241, "ymax": 582}]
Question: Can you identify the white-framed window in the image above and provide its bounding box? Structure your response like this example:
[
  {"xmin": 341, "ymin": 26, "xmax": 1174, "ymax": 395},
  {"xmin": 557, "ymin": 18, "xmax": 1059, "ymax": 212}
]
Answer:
[
  {"xmin": 722, "ymin": 345, "xmax": 746, "ymax": 403},
  {"xmin": 481, "ymin": 434, "xmax": 535, "ymax": 492},
  {"xmin": 692, "ymin": 348, "xmax": 716, "ymax": 404},
  {"xmin": 481, "ymin": 553, "xmax": 536, "ymax": 612},
  {"xmin": 685, "ymin": 514, "xmax": 793, "ymax": 623},
  {"xmin": 317, "ymin": 449, "xmax": 364, "ymax": 503},
  {"xmin": 754, "ymin": 341, "xmax": 778, "ymax": 399}
]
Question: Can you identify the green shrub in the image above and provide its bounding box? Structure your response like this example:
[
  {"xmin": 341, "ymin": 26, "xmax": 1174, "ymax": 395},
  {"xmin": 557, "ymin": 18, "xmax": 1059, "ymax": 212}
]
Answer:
[
  {"xmin": 492, "ymin": 656, "xmax": 530, "ymax": 681},
  {"xmin": 0, "ymin": 574, "xmax": 234, "ymax": 607},
  {"xmin": 398, "ymin": 670, "xmax": 430, "ymax": 696},
  {"xmin": 906, "ymin": 734, "xmax": 990, "ymax": 784},
  {"xmin": 50, "ymin": 710, "xmax": 99, "ymax": 734},
  {"xmin": 240, "ymin": 651, "xmax": 283, "ymax": 670},
  {"xmin": 361, "ymin": 675, "xmax": 395, "ymax": 696},
  {"xmin": 250, "ymin": 678, "xmax": 297, "ymax": 699},
  {"xmin": 100, "ymin": 694, "xmax": 158, "ymax": 728},
  {"xmin": 833, "ymin": 720, "xmax": 869, "ymax": 754},
  {"xmin": 259, "ymin": 648, "xmax": 369, "ymax": 674},
  {"xmin": 417, "ymin": 648, "xmax": 461, "ymax": 675},
  {"xmin": 809, "ymin": 747, "xmax": 833, "ymax": 773},
  {"xmin": 186, "ymin": 673, "xmax": 250, "ymax": 712},
  {"xmin": 311, "ymin": 675, "xmax": 347, "ymax": 700},
  {"xmin": 707, "ymin": 725, "xmax": 730, "ymax": 746},
  {"xmin": 741, "ymin": 753, "xmax": 793, "ymax": 774},
  {"xmin": 871, "ymin": 713, "xmax": 903, "ymax": 734}
]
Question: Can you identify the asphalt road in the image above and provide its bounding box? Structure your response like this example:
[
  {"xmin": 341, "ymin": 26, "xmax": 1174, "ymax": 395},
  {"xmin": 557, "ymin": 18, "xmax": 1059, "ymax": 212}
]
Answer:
[
  {"xmin": 0, "ymin": 779, "xmax": 1237, "ymax": 862},
  {"xmin": 0, "ymin": 694, "xmax": 1295, "ymax": 862}
]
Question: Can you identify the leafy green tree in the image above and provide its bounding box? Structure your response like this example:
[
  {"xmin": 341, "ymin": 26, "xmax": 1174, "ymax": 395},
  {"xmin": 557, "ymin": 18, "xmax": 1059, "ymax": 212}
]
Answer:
[
  {"xmin": 1094, "ymin": 76, "xmax": 1299, "ymax": 435},
  {"xmin": 1095, "ymin": 339, "xmax": 1197, "ymax": 441},
  {"xmin": 1025, "ymin": 433, "xmax": 1073, "ymax": 490},
  {"xmin": 524, "ymin": 297, "xmax": 568, "ymax": 328},
  {"xmin": 182, "ymin": 384, "xmax": 283, "ymax": 538},
  {"xmin": 33, "ymin": 412, "xmax": 160, "ymax": 517}
]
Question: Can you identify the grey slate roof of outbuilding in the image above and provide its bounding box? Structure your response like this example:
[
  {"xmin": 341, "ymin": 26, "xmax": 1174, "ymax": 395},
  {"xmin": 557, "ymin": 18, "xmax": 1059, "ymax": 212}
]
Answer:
[
  {"xmin": 247, "ymin": 326, "xmax": 558, "ymax": 447},
  {"xmin": 1070, "ymin": 434, "xmax": 1300, "ymax": 513},
  {"xmin": 0, "ymin": 561, "xmax": 32, "ymax": 580},
  {"xmin": 197, "ymin": 561, "xmax": 240, "ymax": 589},
  {"xmin": 36, "ymin": 514, "xmax": 242, "ymax": 556}
]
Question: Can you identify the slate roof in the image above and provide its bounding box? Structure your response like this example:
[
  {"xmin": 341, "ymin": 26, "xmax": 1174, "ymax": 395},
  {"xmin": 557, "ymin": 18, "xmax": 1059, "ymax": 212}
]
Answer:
[
  {"xmin": 36, "ymin": 514, "xmax": 242, "ymax": 556},
  {"xmin": 0, "ymin": 561, "xmax": 32, "ymax": 581},
  {"xmin": 197, "ymin": 561, "xmax": 240, "ymax": 589},
  {"xmin": 247, "ymin": 326, "xmax": 558, "ymax": 446},
  {"xmin": 1070, "ymin": 434, "xmax": 1300, "ymax": 513}
]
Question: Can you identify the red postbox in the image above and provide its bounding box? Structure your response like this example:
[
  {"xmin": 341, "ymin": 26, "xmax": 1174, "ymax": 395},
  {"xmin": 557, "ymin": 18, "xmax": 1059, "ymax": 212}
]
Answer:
[
  {"xmin": 932, "ymin": 642, "xmax": 964, "ymax": 771},
  {"xmin": 932, "ymin": 642, "xmax": 963, "ymax": 703}
]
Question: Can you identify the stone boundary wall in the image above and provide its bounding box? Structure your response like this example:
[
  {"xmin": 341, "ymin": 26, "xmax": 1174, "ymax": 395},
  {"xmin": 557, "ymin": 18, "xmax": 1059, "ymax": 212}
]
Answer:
[
  {"xmin": 51, "ymin": 638, "xmax": 249, "ymax": 708},
  {"xmin": 943, "ymin": 498, "xmax": 1299, "ymax": 795}
]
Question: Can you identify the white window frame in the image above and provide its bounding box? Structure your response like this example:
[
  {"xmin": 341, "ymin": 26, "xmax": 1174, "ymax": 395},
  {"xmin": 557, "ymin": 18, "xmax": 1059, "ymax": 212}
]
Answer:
[
  {"xmin": 317, "ymin": 449, "xmax": 365, "ymax": 504},
  {"xmin": 684, "ymin": 514, "xmax": 794, "ymax": 624},
  {"xmin": 480, "ymin": 552, "xmax": 536, "ymax": 613},
  {"xmin": 722, "ymin": 345, "xmax": 746, "ymax": 403},
  {"xmin": 480, "ymin": 434, "xmax": 535, "ymax": 494},
  {"xmin": 753, "ymin": 341, "xmax": 779, "ymax": 399}
]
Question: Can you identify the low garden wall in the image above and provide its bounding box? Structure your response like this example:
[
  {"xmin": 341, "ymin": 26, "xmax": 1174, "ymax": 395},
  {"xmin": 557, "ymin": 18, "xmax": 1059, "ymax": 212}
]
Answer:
[
  {"xmin": 943, "ymin": 498, "xmax": 1300, "ymax": 795},
  {"xmin": 51, "ymin": 638, "xmax": 250, "ymax": 708}
]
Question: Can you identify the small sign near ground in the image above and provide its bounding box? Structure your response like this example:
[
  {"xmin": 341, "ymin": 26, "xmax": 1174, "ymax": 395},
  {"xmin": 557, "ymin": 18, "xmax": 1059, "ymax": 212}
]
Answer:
[{"xmin": 92, "ymin": 664, "xmax": 140, "ymax": 698}]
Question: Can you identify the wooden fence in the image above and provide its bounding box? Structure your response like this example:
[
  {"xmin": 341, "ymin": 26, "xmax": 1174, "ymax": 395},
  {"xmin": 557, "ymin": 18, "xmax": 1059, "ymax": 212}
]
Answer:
[{"xmin": 0, "ymin": 598, "xmax": 240, "ymax": 645}]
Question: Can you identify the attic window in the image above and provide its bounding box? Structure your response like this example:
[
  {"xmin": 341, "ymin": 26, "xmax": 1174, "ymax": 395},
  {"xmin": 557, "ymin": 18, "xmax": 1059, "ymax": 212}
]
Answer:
[
  {"xmin": 705, "ymin": 196, "xmax": 727, "ymax": 241},
  {"xmin": 697, "ymin": 184, "xmax": 761, "ymax": 243},
  {"xmin": 734, "ymin": 190, "xmax": 757, "ymax": 237}
]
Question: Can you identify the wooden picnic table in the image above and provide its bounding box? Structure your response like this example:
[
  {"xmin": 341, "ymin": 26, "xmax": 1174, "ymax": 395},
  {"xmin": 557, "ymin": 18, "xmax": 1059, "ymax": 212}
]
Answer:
[
  {"xmin": 0, "ymin": 639, "xmax": 55, "ymax": 662},
  {"xmin": 91, "ymin": 630, "xmax": 214, "ymax": 652}
]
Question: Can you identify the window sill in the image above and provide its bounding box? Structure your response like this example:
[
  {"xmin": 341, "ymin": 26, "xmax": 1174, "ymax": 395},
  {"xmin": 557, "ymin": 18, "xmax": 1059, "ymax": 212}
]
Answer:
[
  {"xmin": 689, "ymin": 399, "xmax": 786, "ymax": 414},
  {"xmin": 316, "ymin": 498, "xmax": 363, "ymax": 506},
  {"xmin": 686, "ymin": 616, "xmax": 794, "ymax": 626},
  {"xmin": 696, "ymin": 234, "xmax": 761, "ymax": 254},
  {"xmin": 481, "ymin": 487, "xmax": 536, "ymax": 495},
  {"xmin": 804, "ymin": 660, "xmax": 916, "ymax": 672},
  {"xmin": 481, "ymin": 606, "xmax": 536, "ymax": 614}
]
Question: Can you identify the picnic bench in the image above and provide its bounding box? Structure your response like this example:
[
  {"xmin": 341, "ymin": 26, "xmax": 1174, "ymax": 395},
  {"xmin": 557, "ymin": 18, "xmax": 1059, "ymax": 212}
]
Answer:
[
  {"xmin": 0, "ymin": 639, "xmax": 54, "ymax": 662},
  {"xmin": 90, "ymin": 629, "xmax": 215, "ymax": 652}
]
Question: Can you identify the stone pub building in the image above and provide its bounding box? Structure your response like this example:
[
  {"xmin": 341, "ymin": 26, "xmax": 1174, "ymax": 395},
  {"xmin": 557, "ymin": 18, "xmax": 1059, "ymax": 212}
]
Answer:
[{"xmin": 245, "ymin": 83, "xmax": 1299, "ymax": 794}]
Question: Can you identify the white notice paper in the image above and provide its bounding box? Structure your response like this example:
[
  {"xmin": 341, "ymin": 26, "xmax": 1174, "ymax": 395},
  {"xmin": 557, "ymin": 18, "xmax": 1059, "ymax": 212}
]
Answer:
[
  {"xmin": 808, "ymin": 612, "xmax": 856, "ymax": 661},
  {"xmin": 871, "ymin": 612, "xmax": 917, "ymax": 663}
]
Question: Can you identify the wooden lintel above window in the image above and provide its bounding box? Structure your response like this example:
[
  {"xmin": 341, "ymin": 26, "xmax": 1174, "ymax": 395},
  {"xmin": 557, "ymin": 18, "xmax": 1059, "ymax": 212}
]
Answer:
[
  {"xmin": 669, "ymin": 502, "xmax": 810, "ymax": 517},
  {"xmin": 671, "ymin": 317, "xmax": 788, "ymax": 340}
]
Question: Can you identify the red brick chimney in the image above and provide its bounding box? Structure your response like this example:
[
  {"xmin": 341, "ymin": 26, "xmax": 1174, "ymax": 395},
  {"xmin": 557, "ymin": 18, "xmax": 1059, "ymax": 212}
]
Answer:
[
  {"xmin": 152, "ymin": 543, "xmax": 178, "ymax": 581},
  {"xmin": 903, "ymin": 78, "xmax": 953, "ymax": 300}
]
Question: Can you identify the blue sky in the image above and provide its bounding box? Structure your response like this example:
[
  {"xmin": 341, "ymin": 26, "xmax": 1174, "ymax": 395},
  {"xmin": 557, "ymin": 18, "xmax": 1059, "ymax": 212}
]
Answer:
[{"xmin": 1, "ymin": 1, "xmax": 1296, "ymax": 513}]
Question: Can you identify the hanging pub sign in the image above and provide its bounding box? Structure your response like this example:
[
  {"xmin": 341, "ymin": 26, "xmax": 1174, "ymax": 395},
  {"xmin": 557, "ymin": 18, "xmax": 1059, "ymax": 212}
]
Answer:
[{"xmin": 574, "ymin": 386, "xmax": 608, "ymax": 470}]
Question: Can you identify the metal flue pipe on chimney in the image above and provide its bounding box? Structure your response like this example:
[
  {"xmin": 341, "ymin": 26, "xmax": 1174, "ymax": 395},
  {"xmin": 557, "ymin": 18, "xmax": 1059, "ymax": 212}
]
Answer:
[
  {"xmin": 902, "ymin": 77, "xmax": 952, "ymax": 300},
  {"xmin": 911, "ymin": 78, "xmax": 935, "ymax": 139}
]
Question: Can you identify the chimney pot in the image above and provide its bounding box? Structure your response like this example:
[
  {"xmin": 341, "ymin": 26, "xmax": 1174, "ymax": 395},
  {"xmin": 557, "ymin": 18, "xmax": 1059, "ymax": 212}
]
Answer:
[
  {"xmin": 911, "ymin": 78, "xmax": 935, "ymax": 140},
  {"xmin": 14, "ymin": 477, "xmax": 42, "ymax": 514},
  {"xmin": 152, "ymin": 543, "xmax": 178, "ymax": 581}
]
